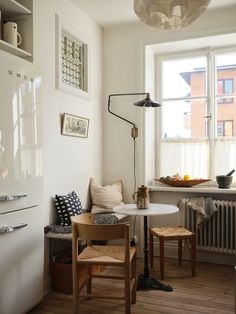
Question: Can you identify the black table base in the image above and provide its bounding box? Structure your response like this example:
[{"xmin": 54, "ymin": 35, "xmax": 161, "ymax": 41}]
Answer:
[
  {"xmin": 136, "ymin": 215, "xmax": 173, "ymax": 291},
  {"xmin": 137, "ymin": 274, "xmax": 173, "ymax": 291}
]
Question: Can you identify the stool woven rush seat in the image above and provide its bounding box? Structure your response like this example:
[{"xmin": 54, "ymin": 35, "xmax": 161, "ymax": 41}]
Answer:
[{"xmin": 149, "ymin": 227, "xmax": 196, "ymax": 280}]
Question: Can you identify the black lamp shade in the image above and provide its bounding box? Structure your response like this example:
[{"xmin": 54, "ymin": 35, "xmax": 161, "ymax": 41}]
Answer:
[{"xmin": 134, "ymin": 93, "xmax": 161, "ymax": 107}]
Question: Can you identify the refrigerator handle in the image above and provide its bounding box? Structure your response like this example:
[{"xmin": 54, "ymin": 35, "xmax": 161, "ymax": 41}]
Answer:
[
  {"xmin": 0, "ymin": 223, "xmax": 28, "ymax": 234},
  {"xmin": 0, "ymin": 194, "xmax": 28, "ymax": 202}
]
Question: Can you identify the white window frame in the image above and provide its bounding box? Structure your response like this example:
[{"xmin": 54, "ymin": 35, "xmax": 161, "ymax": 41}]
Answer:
[{"xmin": 154, "ymin": 45, "xmax": 236, "ymax": 181}]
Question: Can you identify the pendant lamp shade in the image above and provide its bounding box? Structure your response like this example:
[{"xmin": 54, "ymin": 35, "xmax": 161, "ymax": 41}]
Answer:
[{"xmin": 134, "ymin": 0, "xmax": 211, "ymax": 30}]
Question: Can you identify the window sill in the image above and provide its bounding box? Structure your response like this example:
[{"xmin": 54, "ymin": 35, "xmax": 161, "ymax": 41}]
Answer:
[{"xmin": 148, "ymin": 184, "xmax": 236, "ymax": 194}]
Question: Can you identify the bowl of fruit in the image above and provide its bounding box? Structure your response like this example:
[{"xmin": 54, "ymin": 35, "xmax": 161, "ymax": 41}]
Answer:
[{"xmin": 154, "ymin": 173, "xmax": 210, "ymax": 187}]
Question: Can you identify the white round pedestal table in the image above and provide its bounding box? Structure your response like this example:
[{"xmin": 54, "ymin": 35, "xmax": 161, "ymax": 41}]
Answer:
[{"xmin": 113, "ymin": 203, "xmax": 179, "ymax": 291}]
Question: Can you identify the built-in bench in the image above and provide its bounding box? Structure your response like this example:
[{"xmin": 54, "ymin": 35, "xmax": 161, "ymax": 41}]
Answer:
[{"xmin": 45, "ymin": 212, "xmax": 127, "ymax": 241}]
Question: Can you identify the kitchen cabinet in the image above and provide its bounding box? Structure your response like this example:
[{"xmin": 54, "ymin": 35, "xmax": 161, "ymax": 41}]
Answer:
[{"xmin": 0, "ymin": 0, "xmax": 32, "ymax": 59}]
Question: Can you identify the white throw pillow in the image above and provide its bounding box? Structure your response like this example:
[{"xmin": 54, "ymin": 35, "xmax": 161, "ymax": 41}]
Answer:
[{"xmin": 90, "ymin": 178, "xmax": 124, "ymax": 214}]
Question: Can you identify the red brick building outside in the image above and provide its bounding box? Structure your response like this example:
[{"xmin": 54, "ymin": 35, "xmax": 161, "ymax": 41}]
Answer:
[{"xmin": 181, "ymin": 66, "xmax": 236, "ymax": 137}]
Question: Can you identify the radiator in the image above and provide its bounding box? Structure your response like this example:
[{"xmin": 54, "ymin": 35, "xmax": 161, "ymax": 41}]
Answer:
[{"xmin": 179, "ymin": 199, "xmax": 236, "ymax": 255}]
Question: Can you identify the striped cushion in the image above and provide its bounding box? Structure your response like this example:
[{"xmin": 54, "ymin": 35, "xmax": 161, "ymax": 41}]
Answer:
[{"xmin": 90, "ymin": 178, "xmax": 124, "ymax": 214}]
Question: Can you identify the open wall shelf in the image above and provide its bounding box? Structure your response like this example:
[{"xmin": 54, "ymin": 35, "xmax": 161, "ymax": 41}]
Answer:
[
  {"xmin": 0, "ymin": 0, "xmax": 32, "ymax": 59},
  {"xmin": 0, "ymin": 39, "xmax": 31, "ymax": 56},
  {"xmin": 0, "ymin": 0, "xmax": 31, "ymax": 16}
]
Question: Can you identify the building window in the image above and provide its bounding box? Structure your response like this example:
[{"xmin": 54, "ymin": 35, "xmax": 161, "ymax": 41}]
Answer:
[
  {"xmin": 217, "ymin": 120, "xmax": 233, "ymax": 136},
  {"xmin": 217, "ymin": 79, "xmax": 234, "ymax": 103},
  {"xmin": 156, "ymin": 48, "xmax": 236, "ymax": 180}
]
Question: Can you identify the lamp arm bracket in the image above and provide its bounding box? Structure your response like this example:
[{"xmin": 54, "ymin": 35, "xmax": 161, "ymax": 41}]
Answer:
[{"xmin": 107, "ymin": 93, "xmax": 147, "ymax": 129}]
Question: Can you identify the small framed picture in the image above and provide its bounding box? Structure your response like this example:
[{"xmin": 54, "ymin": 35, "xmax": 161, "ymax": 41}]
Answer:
[{"xmin": 62, "ymin": 113, "xmax": 89, "ymax": 138}]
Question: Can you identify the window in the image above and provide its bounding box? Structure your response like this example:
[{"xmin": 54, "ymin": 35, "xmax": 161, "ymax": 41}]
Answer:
[
  {"xmin": 156, "ymin": 48, "xmax": 236, "ymax": 180},
  {"xmin": 61, "ymin": 30, "xmax": 87, "ymax": 91},
  {"xmin": 217, "ymin": 120, "xmax": 233, "ymax": 136},
  {"xmin": 55, "ymin": 15, "xmax": 90, "ymax": 99},
  {"xmin": 217, "ymin": 79, "xmax": 234, "ymax": 103}
]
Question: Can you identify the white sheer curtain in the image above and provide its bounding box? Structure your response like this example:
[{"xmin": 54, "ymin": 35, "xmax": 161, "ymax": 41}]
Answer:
[
  {"xmin": 160, "ymin": 139, "xmax": 209, "ymax": 178},
  {"xmin": 160, "ymin": 138, "xmax": 236, "ymax": 183},
  {"xmin": 213, "ymin": 138, "xmax": 236, "ymax": 180}
]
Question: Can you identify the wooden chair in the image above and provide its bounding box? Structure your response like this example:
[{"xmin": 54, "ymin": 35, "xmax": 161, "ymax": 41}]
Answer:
[
  {"xmin": 149, "ymin": 226, "xmax": 196, "ymax": 280},
  {"xmin": 71, "ymin": 213, "xmax": 137, "ymax": 314}
]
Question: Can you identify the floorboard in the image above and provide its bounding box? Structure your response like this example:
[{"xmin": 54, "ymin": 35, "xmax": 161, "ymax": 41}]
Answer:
[{"xmin": 29, "ymin": 258, "xmax": 235, "ymax": 314}]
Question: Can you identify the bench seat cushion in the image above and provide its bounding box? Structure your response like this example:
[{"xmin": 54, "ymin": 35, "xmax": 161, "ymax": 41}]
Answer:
[{"xmin": 45, "ymin": 213, "xmax": 127, "ymax": 240}]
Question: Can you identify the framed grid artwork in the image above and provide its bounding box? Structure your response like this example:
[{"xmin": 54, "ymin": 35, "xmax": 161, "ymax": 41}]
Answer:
[{"xmin": 55, "ymin": 15, "xmax": 90, "ymax": 98}]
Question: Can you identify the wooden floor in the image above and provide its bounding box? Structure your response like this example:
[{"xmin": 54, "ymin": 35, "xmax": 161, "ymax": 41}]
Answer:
[{"xmin": 29, "ymin": 258, "xmax": 235, "ymax": 314}]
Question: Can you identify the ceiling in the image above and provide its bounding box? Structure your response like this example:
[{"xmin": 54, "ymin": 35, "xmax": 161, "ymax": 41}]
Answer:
[{"xmin": 71, "ymin": 0, "xmax": 236, "ymax": 27}]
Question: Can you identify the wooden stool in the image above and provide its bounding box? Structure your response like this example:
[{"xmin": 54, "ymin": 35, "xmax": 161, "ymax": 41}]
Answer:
[{"xmin": 149, "ymin": 227, "xmax": 196, "ymax": 280}]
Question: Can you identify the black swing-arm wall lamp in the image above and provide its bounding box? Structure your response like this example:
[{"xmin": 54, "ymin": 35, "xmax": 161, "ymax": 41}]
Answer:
[
  {"xmin": 107, "ymin": 92, "xmax": 161, "ymax": 195},
  {"xmin": 107, "ymin": 92, "xmax": 161, "ymax": 259},
  {"xmin": 107, "ymin": 92, "xmax": 161, "ymax": 138}
]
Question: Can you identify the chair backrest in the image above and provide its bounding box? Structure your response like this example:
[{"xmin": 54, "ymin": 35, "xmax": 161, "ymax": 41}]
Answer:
[
  {"xmin": 71, "ymin": 213, "xmax": 130, "ymax": 242},
  {"xmin": 71, "ymin": 213, "xmax": 131, "ymax": 264}
]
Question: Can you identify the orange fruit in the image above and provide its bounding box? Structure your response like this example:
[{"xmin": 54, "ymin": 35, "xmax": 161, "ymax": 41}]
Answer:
[{"xmin": 183, "ymin": 174, "xmax": 190, "ymax": 180}]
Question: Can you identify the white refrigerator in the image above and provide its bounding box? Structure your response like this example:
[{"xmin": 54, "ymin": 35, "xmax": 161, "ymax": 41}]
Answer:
[{"xmin": 0, "ymin": 51, "xmax": 44, "ymax": 314}]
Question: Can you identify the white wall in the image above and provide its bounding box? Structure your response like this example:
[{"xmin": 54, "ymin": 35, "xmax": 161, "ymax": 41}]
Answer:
[
  {"xmin": 103, "ymin": 4, "xmax": 236, "ymax": 201},
  {"xmin": 33, "ymin": 0, "xmax": 102, "ymax": 223},
  {"xmin": 31, "ymin": 0, "xmax": 103, "ymax": 292}
]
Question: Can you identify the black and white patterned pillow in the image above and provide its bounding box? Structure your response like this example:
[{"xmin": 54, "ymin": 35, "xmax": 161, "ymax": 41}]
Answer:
[{"xmin": 55, "ymin": 191, "xmax": 83, "ymax": 226}]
